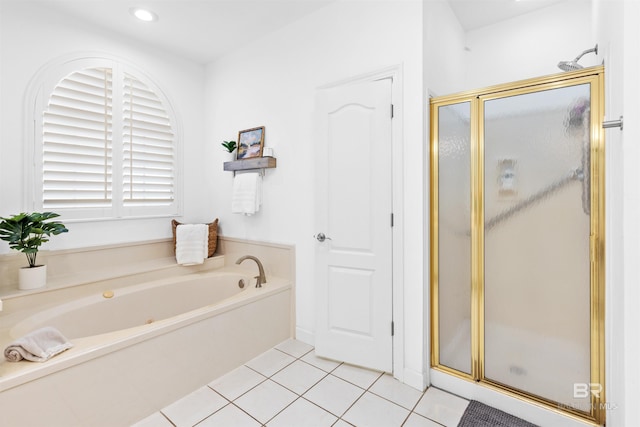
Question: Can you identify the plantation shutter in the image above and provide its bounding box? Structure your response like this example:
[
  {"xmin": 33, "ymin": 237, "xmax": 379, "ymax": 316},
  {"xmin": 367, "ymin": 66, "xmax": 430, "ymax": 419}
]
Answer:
[
  {"xmin": 123, "ymin": 73, "xmax": 175, "ymax": 206},
  {"xmin": 39, "ymin": 61, "xmax": 177, "ymax": 218},
  {"xmin": 42, "ymin": 68, "xmax": 113, "ymax": 208}
]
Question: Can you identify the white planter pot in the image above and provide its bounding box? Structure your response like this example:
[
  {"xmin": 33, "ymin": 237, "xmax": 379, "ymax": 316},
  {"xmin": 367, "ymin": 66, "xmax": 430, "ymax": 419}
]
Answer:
[{"xmin": 18, "ymin": 265, "xmax": 47, "ymax": 290}]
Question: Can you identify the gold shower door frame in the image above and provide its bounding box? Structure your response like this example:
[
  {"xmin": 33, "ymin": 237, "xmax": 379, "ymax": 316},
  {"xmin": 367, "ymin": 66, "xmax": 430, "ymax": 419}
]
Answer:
[{"xmin": 429, "ymin": 66, "xmax": 605, "ymax": 425}]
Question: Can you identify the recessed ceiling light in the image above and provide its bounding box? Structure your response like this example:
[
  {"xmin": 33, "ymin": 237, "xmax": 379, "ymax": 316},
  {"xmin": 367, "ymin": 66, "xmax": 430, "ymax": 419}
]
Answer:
[{"xmin": 129, "ymin": 7, "xmax": 158, "ymax": 22}]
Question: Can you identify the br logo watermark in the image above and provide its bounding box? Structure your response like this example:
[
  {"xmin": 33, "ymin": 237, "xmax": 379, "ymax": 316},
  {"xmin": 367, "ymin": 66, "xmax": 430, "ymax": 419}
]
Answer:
[
  {"xmin": 565, "ymin": 383, "xmax": 617, "ymax": 411},
  {"xmin": 573, "ymin": 383, "xmax": 603, "ymax": 399}
]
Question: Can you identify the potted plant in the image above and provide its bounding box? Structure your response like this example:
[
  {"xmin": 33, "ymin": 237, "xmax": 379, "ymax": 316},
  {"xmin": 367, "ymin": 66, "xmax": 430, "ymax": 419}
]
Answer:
[
  {"xmin": 0, "ymin": 212, "xmax": 68, "ymax": 290},
  {"xmin": 221, "ymin": 140, "xmax": 237, "ymax": 156}
]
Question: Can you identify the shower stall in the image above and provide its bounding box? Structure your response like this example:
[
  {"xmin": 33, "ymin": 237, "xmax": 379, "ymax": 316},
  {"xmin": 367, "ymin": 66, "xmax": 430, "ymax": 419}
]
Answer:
[{"xmin": 430, "ymin": 66, "xmax": 605, "ymax": 425}]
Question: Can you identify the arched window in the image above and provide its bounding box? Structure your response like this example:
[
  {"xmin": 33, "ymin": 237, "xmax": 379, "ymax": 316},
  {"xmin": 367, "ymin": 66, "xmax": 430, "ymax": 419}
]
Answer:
[{"xmin": 31, "ymin": 57, "xmax": 179, "ymax": 220}]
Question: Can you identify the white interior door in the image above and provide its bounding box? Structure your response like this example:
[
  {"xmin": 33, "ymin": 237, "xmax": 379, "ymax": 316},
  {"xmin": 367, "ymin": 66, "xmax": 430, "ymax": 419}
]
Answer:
[{"xmin": 314, "ymin": 78, "xmax": 393, "ymax": 372}]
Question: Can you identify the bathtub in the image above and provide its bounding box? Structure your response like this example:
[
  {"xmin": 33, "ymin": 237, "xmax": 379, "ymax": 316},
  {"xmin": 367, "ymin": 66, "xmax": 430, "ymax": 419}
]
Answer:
[{"xmin": 0, "ymin": 268, "xmax": 293, "ymax": 426}]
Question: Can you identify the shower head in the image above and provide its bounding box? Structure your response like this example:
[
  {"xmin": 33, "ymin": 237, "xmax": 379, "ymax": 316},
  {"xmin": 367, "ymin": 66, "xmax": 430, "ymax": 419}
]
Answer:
[{"xmin": 558, "ymin": 44, "xmax": 598, "ymax": 71}]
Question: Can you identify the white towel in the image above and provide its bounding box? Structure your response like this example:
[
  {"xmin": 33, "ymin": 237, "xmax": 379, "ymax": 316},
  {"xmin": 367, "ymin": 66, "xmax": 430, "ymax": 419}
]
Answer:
[
  {"xmin": 231, "ymin": 172, "xmax": 262, "ymax": 215},
  {"xmin": 175, "ymin": 223, "xmax": 209, "ymax": 265},
  {"xmin": 4, "ymin": 326, "xmax": 73, "ymax": 362}
]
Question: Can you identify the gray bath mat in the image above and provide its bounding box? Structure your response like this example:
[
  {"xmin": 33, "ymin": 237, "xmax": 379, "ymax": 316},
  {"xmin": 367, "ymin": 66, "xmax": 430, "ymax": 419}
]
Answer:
[{"xmin": 458, "ymin": 400, "xmax": 539, "ymax": 427}]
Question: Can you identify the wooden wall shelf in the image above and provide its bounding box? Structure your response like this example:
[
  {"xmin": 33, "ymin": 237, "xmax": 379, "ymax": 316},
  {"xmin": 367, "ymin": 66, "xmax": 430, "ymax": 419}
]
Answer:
[{"xmin": 223, "ymin": 157, "xmax": 277, "ymax": 172}]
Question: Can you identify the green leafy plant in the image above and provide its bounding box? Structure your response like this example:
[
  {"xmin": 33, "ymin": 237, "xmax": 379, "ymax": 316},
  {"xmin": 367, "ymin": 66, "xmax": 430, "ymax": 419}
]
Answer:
[
  {"xmin": 0, "ymin": 212, "xmax": 68, "ymax": 268},
  {"xmin": 221, "ymin": 140, "xmax": 237, "ymax": 153}
]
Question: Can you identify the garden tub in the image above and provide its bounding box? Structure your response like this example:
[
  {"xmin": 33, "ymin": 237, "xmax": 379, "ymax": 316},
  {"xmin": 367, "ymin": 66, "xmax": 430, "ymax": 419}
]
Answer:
[{"xmin": 0, "ymin": 267, "xmax": 293, "ymax": 426}]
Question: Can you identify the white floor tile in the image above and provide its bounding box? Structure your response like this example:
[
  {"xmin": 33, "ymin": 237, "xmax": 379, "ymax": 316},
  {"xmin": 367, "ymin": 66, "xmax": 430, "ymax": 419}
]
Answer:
[
  {"xmin": 342, "ymin": 391, "xmax": 410, "ymax": 427},
  {"xmin": 300, "ymin": 351, "xmax": 341, "ymax": 372},
  {"xmin": 302, "ymin": 374, "xmax": 365, "ymax": 417},
  {"xmin": 413, "ymin": 387, "xmax": 469, "ymax": 427},
  {"xmin": 403, "ymin": 412, "xmax": 442, "ymax": 427},
  {"xmin": 275, "ymin": 338, "xmax": 314, "ymax": 358},
  {"xmin": 149, "ymin": 343, "xmax": 488, "ymax": 427},
  {"xmin": 197, "ymin": 404, "xmax": 261, "ymax": 427},
  {"xmin": 331, "ymin": 363, "xmax": 383, "ymax": 389},
  {"xmin": 131, "ymin": 411, "xmax": 173, "ymax": 427},
  {"xmin": 161, "ymin": 386, "xmax": 227, "ymax": 427},
  {"xmin": 266, "ymin": 397, "xmax": 337, "ymax": 427},
  {"xmin": 209, "ymin": 365, "xmax": 267, "ymax": 401},
  {"xmin": 234, "ymin": 379, "xmax": 298, "ymax": 424},
  {"xmin": 271, "ymin": 360, "xmax": 328, "ymax": 395},
  {"xmin": 245, "ymin": 348, "xmax": 296, "ymax": 377},
  {"xmin": 369, "ymin": 373, "xmax": 424, "ymax": 410}
]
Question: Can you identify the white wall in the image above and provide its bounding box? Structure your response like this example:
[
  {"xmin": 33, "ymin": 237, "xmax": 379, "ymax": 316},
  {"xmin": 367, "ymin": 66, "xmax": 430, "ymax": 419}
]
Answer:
[
  {"xmin": 205, "ymin": 0, "xmax": 425, "ymax": 387},
  {"xmin": 620, "ymin": 3, "xmax": 640, "ymax": 424},
  {"xmin": 464, "ymin": 1, "xmax": 595, "ymax": 91},
  {"xmin": 0, "ymin": 2, "xmax": 206, "ymax": 252},
  {"xmin": 593, "ymin": 0, "xmax": 640, "ymax": 425},
  {"xmin": 423, "ymin": 0, "xmax": 467, "ymax": 97}
]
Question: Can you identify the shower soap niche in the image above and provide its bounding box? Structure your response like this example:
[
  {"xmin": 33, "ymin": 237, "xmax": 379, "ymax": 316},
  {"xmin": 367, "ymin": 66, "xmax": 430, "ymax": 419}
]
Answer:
[{"xmin": 497, "ymin": 158, "xmax": 517, "ymax": 197}]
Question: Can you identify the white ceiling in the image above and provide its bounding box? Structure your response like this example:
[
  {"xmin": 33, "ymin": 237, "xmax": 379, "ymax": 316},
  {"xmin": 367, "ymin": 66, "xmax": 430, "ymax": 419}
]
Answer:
[
  {"xmin": 33, "ymin": 0, "xmax": 335, "ymax": 64},
  {"xmin": 447, "ymin": 0, "xmax": 566, "ymax": 31},
  {"xmin": 19, "ymin": 0, "xmax": 567, "ymax": 64}
]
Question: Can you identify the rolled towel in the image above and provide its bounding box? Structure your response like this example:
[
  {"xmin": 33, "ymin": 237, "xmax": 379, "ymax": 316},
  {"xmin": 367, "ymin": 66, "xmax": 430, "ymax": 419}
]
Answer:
[{"xmin": 4, "ymin": 326, "xmax": 73, "ymax": 362}]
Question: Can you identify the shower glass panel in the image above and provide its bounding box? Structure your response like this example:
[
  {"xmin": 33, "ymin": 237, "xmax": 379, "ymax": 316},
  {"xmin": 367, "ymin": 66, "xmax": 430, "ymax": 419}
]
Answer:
[
  {"xmin": 430, "ymin": 68, "xmax": 604, "ymax": 425},
  {"xmin": 436, "ymin": 101, "xmax": 472, "ymax": 374},
  {"xmin": 482, "ymin": 84, "xmax": 592, "ymax": 408}
]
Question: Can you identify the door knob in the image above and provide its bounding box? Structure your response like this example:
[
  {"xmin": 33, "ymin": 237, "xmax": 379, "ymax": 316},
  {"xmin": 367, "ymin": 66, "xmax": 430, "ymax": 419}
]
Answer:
[{"xmin": 314, "ymin": 232, "xmax": 332, "ymax": 242}]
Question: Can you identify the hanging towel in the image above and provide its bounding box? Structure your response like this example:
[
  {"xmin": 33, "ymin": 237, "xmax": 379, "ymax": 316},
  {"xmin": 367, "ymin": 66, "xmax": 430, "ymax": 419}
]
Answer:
[
  {"xmin": 4, "ymin": 326, "xmax": 73, "ymax": 362},
  {"xmin": 175, "ymin": 223, "xmax": 209, "ymax": 265},
  {"xmin": 231, "ymin": 172, "xmax": 262, "ymax": 215}
]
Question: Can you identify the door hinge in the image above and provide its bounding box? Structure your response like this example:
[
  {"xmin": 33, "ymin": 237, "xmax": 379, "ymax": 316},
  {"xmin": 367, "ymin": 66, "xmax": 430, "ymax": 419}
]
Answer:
[
  {"xmin": 391, "ymin": 104, "xmax": 394, "ymax": 119},
  {"xmin": 391, "ymin": 213, "xmax": 394, "ymax": 227},
  {"xmin": 391, "ymin": 321, "xmax": 395, "ymax": 336}
]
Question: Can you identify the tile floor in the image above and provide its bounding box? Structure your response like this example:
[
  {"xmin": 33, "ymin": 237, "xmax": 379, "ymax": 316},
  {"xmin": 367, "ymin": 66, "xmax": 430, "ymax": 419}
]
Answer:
[{"xmin": 133, "ymin": 339, "xmax": 470, "ymax": 427}]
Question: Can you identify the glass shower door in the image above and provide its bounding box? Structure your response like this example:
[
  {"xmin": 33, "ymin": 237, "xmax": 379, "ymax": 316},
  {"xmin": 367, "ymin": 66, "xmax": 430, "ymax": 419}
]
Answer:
[
  {"xmin": 430, "ymin": 67, "xmax": 605, "ymax": 425},
  {"xmin": 481, "ymin": 83, "xmax": 594, "ymax": 411}
]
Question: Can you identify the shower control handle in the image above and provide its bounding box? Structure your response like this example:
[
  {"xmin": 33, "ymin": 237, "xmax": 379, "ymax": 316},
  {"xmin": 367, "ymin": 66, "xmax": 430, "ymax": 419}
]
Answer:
[{"xmin": 314, "ymin": 232, "xmax": 332, "ymax": 242}]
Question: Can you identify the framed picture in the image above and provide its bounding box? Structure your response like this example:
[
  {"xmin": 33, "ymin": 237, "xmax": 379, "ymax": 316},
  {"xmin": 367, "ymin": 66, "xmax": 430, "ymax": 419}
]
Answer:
[{"xmin": 236, "ymin": 126, "xmax": 265, "ymax": 160}]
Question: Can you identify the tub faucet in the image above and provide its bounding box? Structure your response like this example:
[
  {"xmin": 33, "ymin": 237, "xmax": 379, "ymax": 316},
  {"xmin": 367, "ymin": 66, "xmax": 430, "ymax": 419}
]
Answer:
[{"xmin": 235, "ymin": 255, "xmax": 267, "ymax": 288}]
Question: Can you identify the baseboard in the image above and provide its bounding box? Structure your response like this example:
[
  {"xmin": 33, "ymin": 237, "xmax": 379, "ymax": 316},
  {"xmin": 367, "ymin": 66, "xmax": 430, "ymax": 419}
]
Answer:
[
  {"xmin": 295, "ymin": 327, "xmax": 315, "ymax": 347},
  {"xmin": 402, "ymin": 367, "xmax": 428, "ymax": 392}
]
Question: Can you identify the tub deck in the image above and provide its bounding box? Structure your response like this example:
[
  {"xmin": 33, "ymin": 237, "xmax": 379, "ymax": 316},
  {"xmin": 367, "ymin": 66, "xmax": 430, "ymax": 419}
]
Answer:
[{"xmin": 0, "ymin": 266, "xmax": 293, "ymax": 426}]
